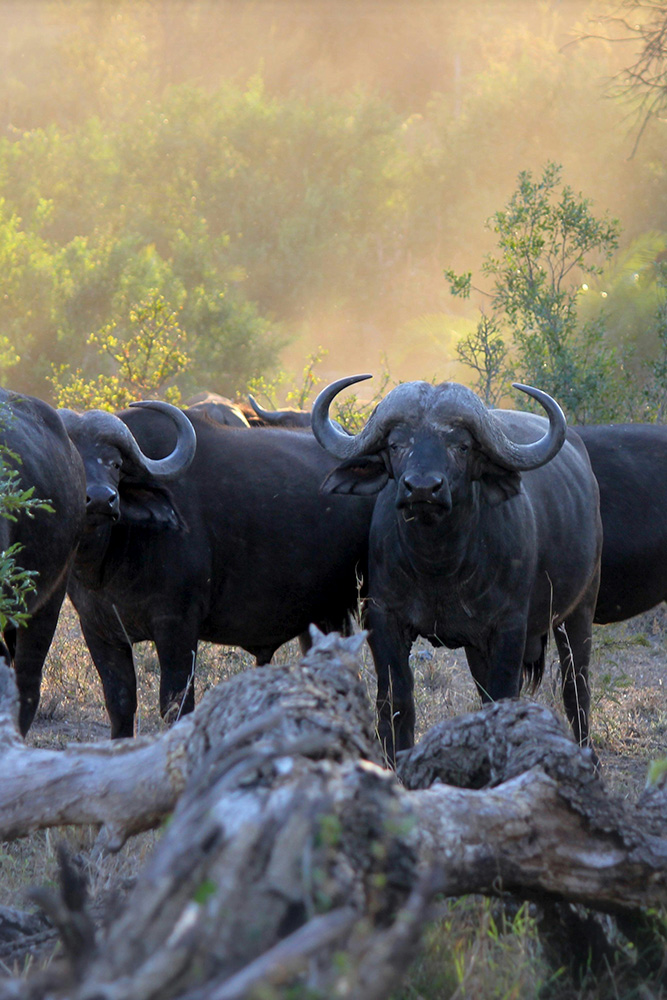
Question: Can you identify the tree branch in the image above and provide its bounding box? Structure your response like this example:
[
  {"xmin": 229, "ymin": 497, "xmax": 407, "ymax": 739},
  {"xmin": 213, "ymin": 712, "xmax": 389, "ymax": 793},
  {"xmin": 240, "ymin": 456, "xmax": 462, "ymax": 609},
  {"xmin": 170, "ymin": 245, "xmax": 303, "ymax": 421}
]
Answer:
[{"xmin": 0, "ymin": 637, "xmax": 665, "ymax": 1000}]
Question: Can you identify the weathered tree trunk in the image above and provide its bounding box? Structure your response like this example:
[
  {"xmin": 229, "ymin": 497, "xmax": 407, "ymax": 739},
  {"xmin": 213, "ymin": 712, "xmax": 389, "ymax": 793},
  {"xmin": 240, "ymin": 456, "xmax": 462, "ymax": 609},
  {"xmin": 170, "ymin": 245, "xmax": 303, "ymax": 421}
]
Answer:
[
  {"xmin": 399, "ymin": 701, "xmax": 667, "ymax": 909},
  {"xmin": 0, "ymin": 631, "xmax": 665, "ymax": 1000}
]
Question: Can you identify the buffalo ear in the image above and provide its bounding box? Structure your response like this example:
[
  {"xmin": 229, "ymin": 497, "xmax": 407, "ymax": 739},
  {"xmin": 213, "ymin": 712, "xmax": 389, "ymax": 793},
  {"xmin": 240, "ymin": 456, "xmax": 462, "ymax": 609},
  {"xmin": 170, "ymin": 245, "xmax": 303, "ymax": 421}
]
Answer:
[
  {"xmin": 476, "ymin": 463, "xmax": 522, "ymax": 506},
  {"xmin": 478, "ymin": 472, "xmax": 522, "ymax": 506},
  {"xmin": 119, "ymin": 483, "xmax": 187, "ymax": 530},
  {"xmin": 321, "ymin": 455, "xmax": 390, "ymax": 496}
]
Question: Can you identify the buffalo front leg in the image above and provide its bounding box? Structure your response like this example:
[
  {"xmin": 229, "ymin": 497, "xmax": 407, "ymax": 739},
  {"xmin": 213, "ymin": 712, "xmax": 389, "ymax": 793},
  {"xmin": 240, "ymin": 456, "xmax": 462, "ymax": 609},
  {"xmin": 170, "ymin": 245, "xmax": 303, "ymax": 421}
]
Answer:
[
  {"xmin": 78, "ymin": 620, "xmax": 137, "ymax": 738},
  {"xmin": 366, "ymin": 604, "xmax": 415, "ymax": 764},
  {"xmin": 153, "ymin": 624, "xmax": 199, "ymax": 726},
  {"xmin": 463, "ymin": 646, "xmax": 490, "ymax": 703},
  {"xmin": 13, "ymin": 584, "xmax": 67, "ymax": 736},
  {"xmin": 466, "ymin": 622, "xmax": 527, "ymax": 708},
  {"xmin": 553, "ymin": 605, "xmax": 594, "ymax": 749}
]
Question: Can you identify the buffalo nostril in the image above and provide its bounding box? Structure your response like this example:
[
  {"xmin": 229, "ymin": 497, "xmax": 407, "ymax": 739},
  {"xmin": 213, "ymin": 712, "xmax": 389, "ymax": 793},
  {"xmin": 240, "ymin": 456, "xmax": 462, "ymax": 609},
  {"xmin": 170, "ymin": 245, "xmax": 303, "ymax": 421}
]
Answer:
[
  {"xmin": 86, "ymin": 487, "xmax": 118, "ymax": 513},
  {"xmin": 404, "ymin": 474, "xmax": 443, "ymax": 496}
]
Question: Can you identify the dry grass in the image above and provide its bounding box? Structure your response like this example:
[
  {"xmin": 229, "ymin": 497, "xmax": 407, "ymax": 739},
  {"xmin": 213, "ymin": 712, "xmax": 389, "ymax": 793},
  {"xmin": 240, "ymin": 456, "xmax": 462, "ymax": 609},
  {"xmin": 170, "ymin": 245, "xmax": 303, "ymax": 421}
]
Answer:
[
  {"xmin": 27, "ymin": 600, "xmax": 262, "ymax": 746},
  {"xmin": 1, "ymin": 601, "xmax": 666, "ymax": 997}
]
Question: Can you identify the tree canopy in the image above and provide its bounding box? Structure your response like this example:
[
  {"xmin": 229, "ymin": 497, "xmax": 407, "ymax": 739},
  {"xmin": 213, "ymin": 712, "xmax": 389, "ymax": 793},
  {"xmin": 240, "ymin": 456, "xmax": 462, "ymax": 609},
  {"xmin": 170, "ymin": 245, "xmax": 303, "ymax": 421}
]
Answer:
[{"xmin": 0, "ymin": 1, "xmax": 666, "ymax": 408}]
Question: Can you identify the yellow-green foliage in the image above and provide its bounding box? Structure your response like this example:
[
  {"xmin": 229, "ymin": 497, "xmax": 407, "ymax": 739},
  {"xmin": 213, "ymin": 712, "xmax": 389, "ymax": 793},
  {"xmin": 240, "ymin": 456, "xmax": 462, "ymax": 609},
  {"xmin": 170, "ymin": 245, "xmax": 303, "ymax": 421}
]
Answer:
[
  {"xmin": 0, "ymin": 428, "xmax": 54, "ymax": 630},
  {"xmin": 50, "ymin": 292, "xmax": 189, "ymax": 410},
  {"xmin": 1, "ymin": 2, "xmax": 667, "ymax": 405}
]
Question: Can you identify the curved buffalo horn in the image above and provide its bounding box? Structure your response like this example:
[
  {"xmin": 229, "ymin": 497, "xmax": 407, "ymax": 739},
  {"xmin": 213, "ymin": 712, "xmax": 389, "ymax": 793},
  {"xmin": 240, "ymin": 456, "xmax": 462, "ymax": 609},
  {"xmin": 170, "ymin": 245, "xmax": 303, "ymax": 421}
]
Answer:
[
  {"xmin": 247, "ymin": 395, "xmax": 314, "ymax": 427},
  {"xmin": 467, "ymin": 383, "xmax": 567, "ymax": 471},
  {"xmin": 60, "ymin": 401, "xmax": 197, "ymax": 480},
  {"xmin": 311, "ymin": 373, "xmax": 377, "ymax": 459},
  {"xmin": 126, "ymin": 400, "xmax": 197, "ymax": 478},
  {"xmin": 247, "ymin": 395, "xmax": 283, "ymax": 424},
  {"xmin": 312, "ymin": 375, "xmax": 566, "ymax": 472}
]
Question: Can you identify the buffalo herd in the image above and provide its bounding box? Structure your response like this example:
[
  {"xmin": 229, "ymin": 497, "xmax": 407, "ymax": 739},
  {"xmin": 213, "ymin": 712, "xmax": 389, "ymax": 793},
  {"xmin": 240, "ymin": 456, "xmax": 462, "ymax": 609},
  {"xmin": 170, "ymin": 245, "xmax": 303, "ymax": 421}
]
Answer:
[{"xmin": 1, "ymin": 378, "xmax": 664, "ymax": 761}]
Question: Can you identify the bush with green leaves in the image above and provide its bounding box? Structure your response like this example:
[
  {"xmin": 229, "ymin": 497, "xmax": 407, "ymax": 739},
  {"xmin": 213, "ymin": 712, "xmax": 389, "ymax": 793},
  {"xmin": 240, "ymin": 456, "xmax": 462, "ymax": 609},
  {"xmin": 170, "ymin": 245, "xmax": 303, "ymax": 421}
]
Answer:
[
  {"xmin": 0, "ymin": 421, "xmax": 54, "ymax": 632},
  {"xmin": 446, "ymin": 162, "xmax": 627, "ymax": 422},
  {"xmin": 50, "ymin": 291, "xmax": 190, "ymax": 411},
  {"xmin": 453, "ymin": 314, "xmax": 511, "ymax": 407},
  {"xmin": 2, "ymin": 4, "xmax": 667, "ymax": 409}
]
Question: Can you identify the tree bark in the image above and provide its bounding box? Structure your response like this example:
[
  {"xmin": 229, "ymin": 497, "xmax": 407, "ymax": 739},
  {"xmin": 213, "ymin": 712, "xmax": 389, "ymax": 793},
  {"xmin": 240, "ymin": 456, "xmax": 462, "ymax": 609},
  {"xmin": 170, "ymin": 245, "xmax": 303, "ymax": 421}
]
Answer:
[{"xmin": 0, "ymin": 631, "xmax": 665, "ymax": 1000}]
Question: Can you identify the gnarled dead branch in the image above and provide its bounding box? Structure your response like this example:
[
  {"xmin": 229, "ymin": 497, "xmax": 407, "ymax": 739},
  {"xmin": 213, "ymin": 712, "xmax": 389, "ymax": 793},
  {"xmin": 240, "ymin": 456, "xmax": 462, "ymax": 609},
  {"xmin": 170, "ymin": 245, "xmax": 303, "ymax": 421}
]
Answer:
[{"xmin": 0, "ymin": 631, "xmax": 665, "ymax": 1000}]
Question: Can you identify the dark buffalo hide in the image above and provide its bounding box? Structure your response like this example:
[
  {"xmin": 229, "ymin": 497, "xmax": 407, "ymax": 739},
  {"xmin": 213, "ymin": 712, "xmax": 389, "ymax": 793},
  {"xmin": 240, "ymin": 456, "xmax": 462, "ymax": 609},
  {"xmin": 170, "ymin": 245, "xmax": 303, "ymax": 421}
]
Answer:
[
  {"xmin": 312, "ymin": 375, "xmax": 602, "ymax": 761},
  {"xmin": 187, "ymin": 390, "xmax": 315, "ymax": 429},
  {"xmin": 577, "ymin": 423, "xmax": 667, "ymax": 624},
  {"xmin": 66, "ymin": 407, "xmax": 373, "ymax": 738},
  {"xmin": 184, "ymin": 392, "xmax": 252, "ymax": 428},
  {"xmin": 0, "ymin": 388, "xmax": 86, "ymax": 734}
]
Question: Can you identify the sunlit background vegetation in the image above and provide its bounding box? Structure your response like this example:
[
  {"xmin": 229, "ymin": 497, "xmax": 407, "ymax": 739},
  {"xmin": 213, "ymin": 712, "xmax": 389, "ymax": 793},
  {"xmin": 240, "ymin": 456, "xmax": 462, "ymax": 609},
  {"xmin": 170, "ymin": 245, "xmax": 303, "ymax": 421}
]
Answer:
[
  {"xmin": 1, "ymin": 0, "xmax": 667, "ymax": 418},
  {"xmin": 2, "ymin": 5, "xmax": 667, "ymax": 996}
]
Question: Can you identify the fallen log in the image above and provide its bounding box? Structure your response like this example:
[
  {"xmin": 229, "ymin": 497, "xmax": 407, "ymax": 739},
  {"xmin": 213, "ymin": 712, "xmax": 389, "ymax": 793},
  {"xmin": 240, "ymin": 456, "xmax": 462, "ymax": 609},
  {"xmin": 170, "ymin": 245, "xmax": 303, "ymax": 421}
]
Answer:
[
  {"xmin": 399, "ymin": 700, "xmax": 667, "ymax": 910},
  {"xmin": 0, "ymin": 631, "xmax": 665, "ymax": 1000},
  {"xmin": 0, "ymin": 631, "xmax": 377, "ymax": 850}
]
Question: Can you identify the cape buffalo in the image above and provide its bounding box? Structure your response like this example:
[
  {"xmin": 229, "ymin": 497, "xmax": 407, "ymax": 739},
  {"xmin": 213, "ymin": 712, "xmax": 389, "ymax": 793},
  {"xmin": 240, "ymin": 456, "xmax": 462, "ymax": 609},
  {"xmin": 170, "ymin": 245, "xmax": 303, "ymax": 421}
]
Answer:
[
  {"xmin": 62, "ymin": 406, "xmax": 374, "ymax": 738},
  {"xmin": 312, "ymin": 375, "xmax": 602, "ymax": 760},
  {"xmin": 0, "ymin": 389, "xmax": 86, "ymax": 734},
  {"xmin": 247, "ymin": 396, "xmax": 313, "ymax": 428},
  {"xmin": 187, "ymin": 391, "xmax": 315, "ymax": 429},
  {"xmin": 247, "ymin": 396, "xmax": 353, "ymax": 434},
  {"xmin": 185, "ymin": 391, "xmax": 252, "ymax": 427},
  {"xmin": 576, "ymin": 423, "xmax": 667, "ymax": 624}
]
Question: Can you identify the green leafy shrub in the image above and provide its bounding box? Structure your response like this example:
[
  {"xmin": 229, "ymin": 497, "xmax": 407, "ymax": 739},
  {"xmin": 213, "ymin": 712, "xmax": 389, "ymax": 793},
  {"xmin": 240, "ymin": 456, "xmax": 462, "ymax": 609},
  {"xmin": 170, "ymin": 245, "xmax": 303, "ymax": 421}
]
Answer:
[
  {"xmin": 50, "ymin": 291, "xmax": 190, "ymax": 410},
  {"xmin": 0, "ymin": 415, "xmax": 54, "ymax": 631},
  {"xmin": 447, "ymin": 162, "xmax": 626, "ymax": 421}
]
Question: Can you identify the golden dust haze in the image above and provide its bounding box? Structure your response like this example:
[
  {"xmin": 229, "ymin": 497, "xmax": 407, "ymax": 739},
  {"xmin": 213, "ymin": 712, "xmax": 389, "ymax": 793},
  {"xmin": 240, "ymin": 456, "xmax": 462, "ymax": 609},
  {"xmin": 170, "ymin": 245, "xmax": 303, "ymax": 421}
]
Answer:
[{"xmin": 0, "ymin": 0, "xmax": 659, "ymax": 395}]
